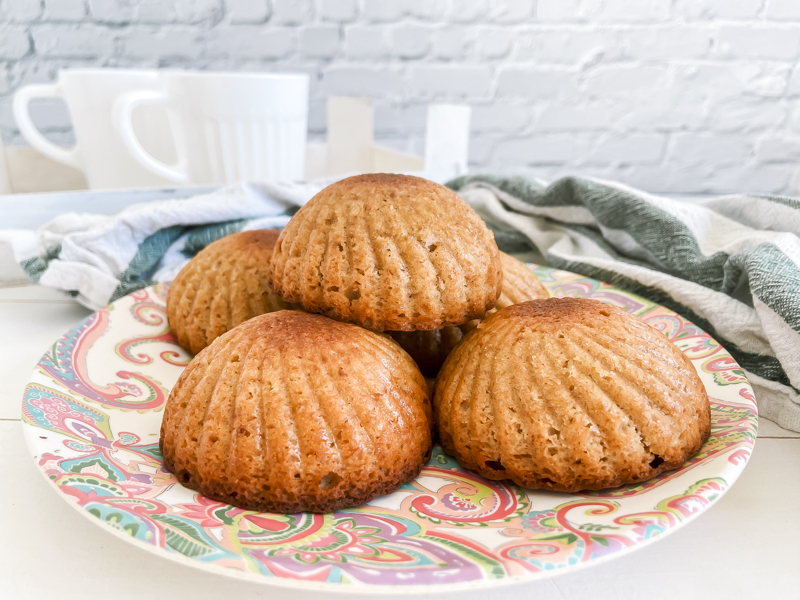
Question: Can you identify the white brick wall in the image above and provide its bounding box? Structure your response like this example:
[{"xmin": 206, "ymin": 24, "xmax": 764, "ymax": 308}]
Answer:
[{"xmin": 1, "ymin": 0, "xmax": 800, "ymax": 194}]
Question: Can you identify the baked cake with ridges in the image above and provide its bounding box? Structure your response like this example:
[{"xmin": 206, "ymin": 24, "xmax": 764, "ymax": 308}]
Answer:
[
  {"xmin": 434, "ymin": 298, "xmax": 711, "ymax": 492},
  {"xmin": 389, "ymin": 327, "xmax": 465, "ymax": 378},
  {"xmin": 167, "ymin": 230, "xmax": 294, "ymax": 355},
  {"xmin": 493, "ymin": 251, "xmax": 549, "ymax": 310},
  {"xmin": 160, "ymin": 310, "xmax": 433, "ymax": 513},
  {"xmin": 268, "ymin": 174, "xmax": 502, "ymax": 332},
  {"xmin": 391, "ymin": 252, "xmax": 550, "ymax": 376}
]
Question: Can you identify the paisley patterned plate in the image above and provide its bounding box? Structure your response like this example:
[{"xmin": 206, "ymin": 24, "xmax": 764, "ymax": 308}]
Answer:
[{"xmin": 20, "ymin": 266, "xmax": 757, "ymax": 593}]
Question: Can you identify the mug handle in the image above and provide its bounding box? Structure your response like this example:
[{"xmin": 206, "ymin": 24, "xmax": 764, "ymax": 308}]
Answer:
[
  {"xmin": 113, "ymin": 90, "xmax": 188, "ymax": 183},
  {"xmin": 13, "ymin": 83, "xmax": 82, "ymax": 170}
]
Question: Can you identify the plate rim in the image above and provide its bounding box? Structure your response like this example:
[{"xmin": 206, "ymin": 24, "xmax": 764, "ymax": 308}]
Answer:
[
  {"xmin": 22, "ymin": 414, "xmax": 749, "ymax": 595},
  {"xmin": 20, "ymin": 267, "xmax": 759, "ymax": 593}
]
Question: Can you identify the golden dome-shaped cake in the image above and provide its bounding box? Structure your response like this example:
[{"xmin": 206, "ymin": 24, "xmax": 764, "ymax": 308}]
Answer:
[
  {"xmin": 390, "ymin": 252, "xmax": 550, "ymax": 376},
  {"xmin": 167, "ymin": 229, "xmax": 295, "ymax": 355},
  {"xmin": 160, "ymin": 310, "xmax": 433, "ymax": 513},
  {"xmin": 434, "ymin": 298, "xmax": 711, "ymax": 492},
  {"xmin": 268, "ymin": 174, "xmax": 502, "ymax": 332}
]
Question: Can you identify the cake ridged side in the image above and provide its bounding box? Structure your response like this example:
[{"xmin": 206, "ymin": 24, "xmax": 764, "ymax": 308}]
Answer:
[
  {"xmin": 495, "ymin": 252, "xmax": 549, "ymax": 309},
  {"xmin": 269, "ymin": 174, "xmax": 503, "ymax": 332},
  {"xmin": 161, "ymin": 311, "xmax": 432, "ymax": 513},
  {"xmin": 434, "ymin": 298, "xmax": 711, "ymax": 492},
  {"xmin": 167, "ymin": 230, "xmax": 295, "ymax": 355},
  {"xmin": 392, "ymin": 253, "xmax": 550, "ymax": 376},
  {"xmin": 388, "ymin": 327, "xmax": 465, "ymax": 378}
]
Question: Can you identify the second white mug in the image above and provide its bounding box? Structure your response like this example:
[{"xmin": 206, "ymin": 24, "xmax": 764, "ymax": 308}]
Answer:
[{"xmin": 114, "ymin": 71, "xmax": 310, "ymax": 186}]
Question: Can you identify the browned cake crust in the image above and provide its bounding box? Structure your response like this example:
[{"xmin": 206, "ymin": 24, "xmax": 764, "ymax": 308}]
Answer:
[
  {"xmin": 494, "ymin": 252, "xmax": 549, "ymax": 310},
  {"xmin": 389, "ymin": 327, "xmax": 465, "ymax": 378},
  {"xmin": 167, "ymin": 230, "xmax": 295, "ymax": 355},
  {"xmin": 391, "ymin": 253, "xmax": 550, "ymax": 376},
  {"xmin": 268, "ymin": 174, "xmax": 503, "ymax": 332},
  {"xmin": 434, "ymin": 298, "xmax": 711, "ymax": 492},
  {"xmin": 160, "ymin": 310, "xmax": 433, "ymax": 513}
]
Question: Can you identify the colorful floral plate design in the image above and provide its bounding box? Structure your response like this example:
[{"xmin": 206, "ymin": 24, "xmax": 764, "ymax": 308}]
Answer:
[{"xmin": 20, "ymin": 266, "xmax": 757, "ymax": 593}]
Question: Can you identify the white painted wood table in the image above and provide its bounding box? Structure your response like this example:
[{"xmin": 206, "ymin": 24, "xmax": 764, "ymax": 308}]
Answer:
[{"xmin": 0, "ymin": 282, "xmax": 798, "ymax": 600}]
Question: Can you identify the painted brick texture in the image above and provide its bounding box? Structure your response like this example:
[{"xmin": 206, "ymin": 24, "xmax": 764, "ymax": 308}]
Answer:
[{"xmin": 1, "ymin": 0, "xmax": 799, "ymax": 194}]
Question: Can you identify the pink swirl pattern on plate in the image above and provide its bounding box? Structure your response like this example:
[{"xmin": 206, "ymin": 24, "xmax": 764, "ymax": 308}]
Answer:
[{"xmin": 21, "ymin": 268, "xmax": 757, "ymax": 590}]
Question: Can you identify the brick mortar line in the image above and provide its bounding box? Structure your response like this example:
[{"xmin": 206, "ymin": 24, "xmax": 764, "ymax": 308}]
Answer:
[{"xmin": 8, "ymin": 22, "xmax": 800, "ymax": 29}]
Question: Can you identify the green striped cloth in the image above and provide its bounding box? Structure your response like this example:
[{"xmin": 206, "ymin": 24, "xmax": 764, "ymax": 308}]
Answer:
[
  {"xmin": 450, "ymin": 175, "xmax": 800, "ymax": 433},
  {"xmin": 4, "ymin": 174, "xmax": 798, "ymax": 431}
]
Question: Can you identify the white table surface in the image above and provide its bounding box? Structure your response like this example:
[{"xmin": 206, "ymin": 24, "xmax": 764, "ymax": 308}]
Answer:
[{"xmin": 1, "ymin": 282, "xmax": 798, "ymax": 600}]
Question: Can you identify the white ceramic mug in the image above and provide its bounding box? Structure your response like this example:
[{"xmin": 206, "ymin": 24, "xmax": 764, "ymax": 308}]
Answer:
[
  {"xmin": 14, "ymin": 69, "xmax": 177, "ymax": 190},
  {"xmin": 114, "ymin": 71, "xmax": 309, "ymax": 185}
]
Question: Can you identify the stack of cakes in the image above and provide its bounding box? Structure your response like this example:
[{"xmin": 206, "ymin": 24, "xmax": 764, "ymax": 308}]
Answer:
[{"xmin": 161, "ymin": 174, "xmax": 711, "ymax": 513}]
